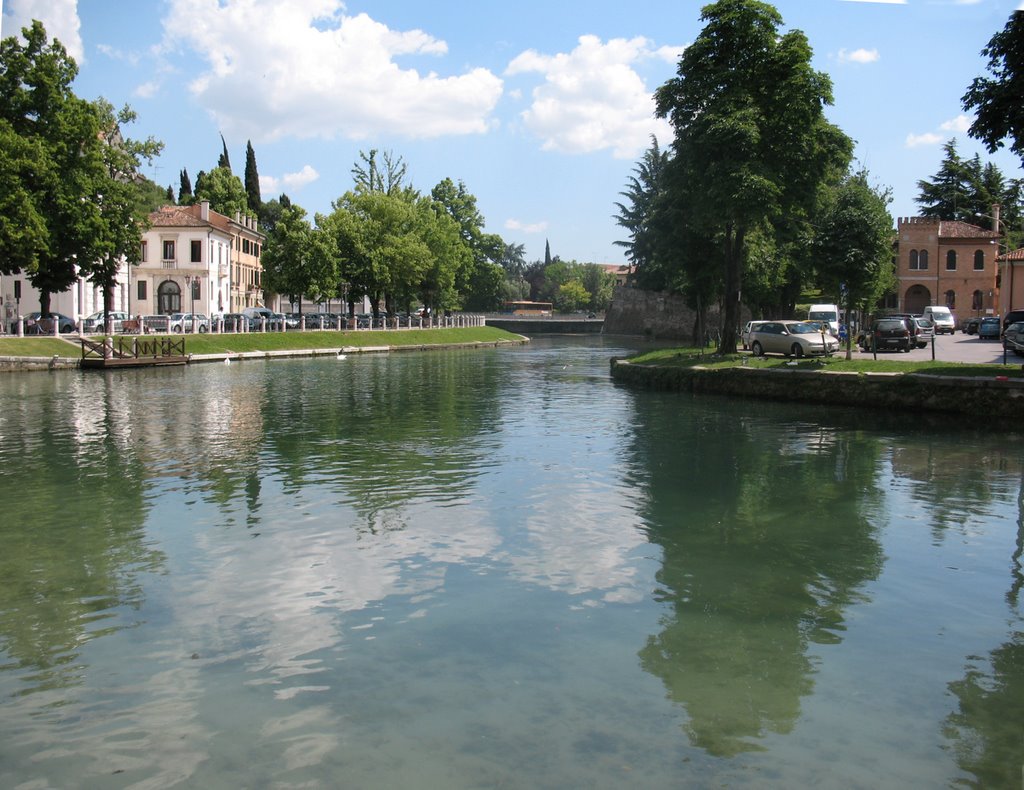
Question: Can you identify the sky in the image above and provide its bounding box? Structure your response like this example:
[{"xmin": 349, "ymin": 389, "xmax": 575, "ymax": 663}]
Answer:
[{"xmin": 2, "ymin": 0, "xmax": 1023, "ymax": 266}]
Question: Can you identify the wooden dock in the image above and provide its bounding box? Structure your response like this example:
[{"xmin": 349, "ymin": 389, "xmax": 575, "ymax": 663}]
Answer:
[{"xmin": 80, "ymin": 336, "xmax": 187, "ymax": 369}]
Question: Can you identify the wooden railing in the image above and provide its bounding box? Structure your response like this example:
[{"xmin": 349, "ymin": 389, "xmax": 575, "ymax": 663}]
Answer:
[{"xmin": 81, "ymin": 336, "xmax": 186, "ymax": 361}]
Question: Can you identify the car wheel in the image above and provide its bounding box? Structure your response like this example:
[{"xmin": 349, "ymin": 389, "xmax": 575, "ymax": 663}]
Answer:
[
  {"xmin": 199, "ymin": 325, "xmax": 208, "ymax": 333},
  {"xmin": 791, "ymin": 343, "xmax": 804, "ymax": 358},
  {"xmin": 173, "ymin": 325, "xmax": 182, "ymax": 333},
  {"xmin": 751, "ymin": 341, "xmax": 764, "ymax": 357}
]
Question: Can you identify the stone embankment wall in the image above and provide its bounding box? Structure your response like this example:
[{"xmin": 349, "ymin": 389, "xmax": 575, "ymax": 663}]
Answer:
[
  {"xmin": 603, "ymin": 286, "xmax": 738, "ymax": 340},
  {"xmin": 610, "ymin": 358, "xmax": 1024, "ymax": 420}
]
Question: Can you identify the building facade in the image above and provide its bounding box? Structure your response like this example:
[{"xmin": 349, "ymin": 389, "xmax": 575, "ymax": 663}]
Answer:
[
  {"xmin": 895, "ymin": 217, "xmax": 1001, "ymax": 322},
  {"xmin": 137, "ymin": 201, "xmax": 268, "ymax": 317}
]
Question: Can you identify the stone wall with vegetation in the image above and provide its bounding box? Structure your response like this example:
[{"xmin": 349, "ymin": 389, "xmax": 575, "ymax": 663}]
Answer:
[
  {"xmin": 610, "ymin": 358, "xmax": 1024, "ymax": 420},
  {"xmin": 603, "ymin": 286, "xmax": 744, "ymax": 341}
]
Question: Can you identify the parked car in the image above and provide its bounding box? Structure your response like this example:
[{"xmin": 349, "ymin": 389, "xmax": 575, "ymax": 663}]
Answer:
[
  {"xmin": 977, "ymin": 316, "xmax": 1002, "ymax": 340},
  {"xmin": 82, "ymin": 310, "xmax": 129, "ymax": 334},
  {"xmin": 139, "ymin": 314, "xmax": 170, "ymax": 333},
  {"xmin": 23, "ymin": 311, "xmax": 77, "ymax": 334},
  {"xmin": 1002, "ymin": 309, "xmax": 1024, "ymax": 336},
  {"xmin": 217, "ymin": 313, "xmax": 254, "ymax": 332},
  {"xmin": 242, "ymin": 307, "xmax": 286, "ymax": 330},
  {"xmin": 741, "ymin": 320, "xmax": 768, "ymax": 351},
  {"xmin": 167, "ymin": 312, "xmax": 210, "ymax": 333},
  {"xmin": 912, "ymin": 317, "xmax": 934, "ymax": 348},
  {"xmin": 859, "ymin": 318, "xmax": 914, "ymax": 352},
  {"xmin": 963, "ymin": 317, "xmax": 981, "ymax": 335},
  {"xmin": 748, "ymin": 320, "xmax": 839, "ymax": 357},
  {"xmin": 1002, "ymin": 321, "xmax": 1024, "ymax": 355},
  {"xmin": 889, "ymin": 313, "xmax": 923, "ymax": 347}
]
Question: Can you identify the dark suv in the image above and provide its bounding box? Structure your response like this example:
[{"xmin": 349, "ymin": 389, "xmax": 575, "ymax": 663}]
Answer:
[
  {"xmin": 860, "ymin": 317, "xmax": 914, "ymax": 352},
  {"xmin": 1002, "ymin": 309, "xmax": 1024, "ymax": 337}
]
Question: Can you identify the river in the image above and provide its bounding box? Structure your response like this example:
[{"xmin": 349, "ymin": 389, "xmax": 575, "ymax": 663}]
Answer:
[{"xmin": 0, "ymin": 335, "xmax": 1021, "ymax": 788}]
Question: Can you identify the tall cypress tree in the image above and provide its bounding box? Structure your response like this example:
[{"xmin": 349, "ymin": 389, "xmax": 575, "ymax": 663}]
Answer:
[
  {"xmin": 544, "ymin": 239, "xmax": 552, "ymax": 267},
  {"xmin": 178, "ymin": 168, "xmax": 193, "ymax": 204},
  {"xmin": 244, "ymin": 140, "xmax": 261, "ymax": 216},
  {"xmin": 218, "ymin": 133, "xmax": 231, "ymax": 171}
]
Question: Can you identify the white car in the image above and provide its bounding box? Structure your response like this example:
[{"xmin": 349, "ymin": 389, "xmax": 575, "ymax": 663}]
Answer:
[
  {"xmin": 741, "ymin": 320, "xmax": 768, "ymax": 350},
  {"xmin": 748, "ymin": 320, "xmax": 840, "ymax": 357},
  {"xmin": 167, "ymin": 312, "xmax": 210, "ymax": 333},
  {"xmin": 82, "ymin": 311, "xmax": 129, "ymax": 333}
]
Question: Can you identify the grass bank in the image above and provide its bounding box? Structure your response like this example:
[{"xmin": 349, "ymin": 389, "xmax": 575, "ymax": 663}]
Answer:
[
  {"xmin": 627, "ymin": 347, "xmax": 1024, "ymax": 379},
  {"xmin": 0, "ymin": 326, "xmax": 523, "ymax": 359}
]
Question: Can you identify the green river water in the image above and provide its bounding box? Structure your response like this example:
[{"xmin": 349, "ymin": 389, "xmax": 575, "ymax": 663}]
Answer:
[{"xmin": 0, "ymin": 335, "xmax": 1021, "ymax": 788}]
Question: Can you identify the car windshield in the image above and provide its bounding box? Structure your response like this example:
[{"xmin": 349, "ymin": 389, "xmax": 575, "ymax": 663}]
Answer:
[
  {"xmin": 788, "ymin": 322, "xmax": 822, "ymax": 334},
  {"xmin": 877, "ymin": 320, "xmax": 904, "ymax": 330},
  {"xmin": 807, "ymin": 311, "xmax": 836, "ymax": 321},
  {"xmin": 981, "ymin": 318, "xmax": 1000, "ymax": 325}
]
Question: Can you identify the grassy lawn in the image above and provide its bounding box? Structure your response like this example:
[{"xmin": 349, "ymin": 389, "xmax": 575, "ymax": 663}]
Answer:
[
  {"xmin": 626, "ymin": 347, "xmax": 1024, "ymax": 378},
  {"xmin": 0, "ymin": 326, "xmax": 523, "ymax": 358}
]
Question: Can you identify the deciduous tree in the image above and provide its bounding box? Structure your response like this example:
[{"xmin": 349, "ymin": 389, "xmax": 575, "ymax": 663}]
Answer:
[{"xmin": 655, "ymin": 0, "xmax": 851, "ymax": 353}]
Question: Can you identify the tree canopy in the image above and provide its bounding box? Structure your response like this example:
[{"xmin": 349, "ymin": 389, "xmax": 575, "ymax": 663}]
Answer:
[
  {"xmin": 962, "ymin": 11, "xmax": 1024, "ymax": 167},
  {"xmin": 655, "ymin": 0, "xmax": 852, "ymax": 352},
  {"xmin": 0, "ymin": 21, "xmax": 162, "ymax": 314}
]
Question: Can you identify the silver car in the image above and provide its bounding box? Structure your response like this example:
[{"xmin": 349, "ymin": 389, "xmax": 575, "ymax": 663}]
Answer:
[{"xmin": 748, "ymin": 320, "xmax": 839, "ymax": 357}]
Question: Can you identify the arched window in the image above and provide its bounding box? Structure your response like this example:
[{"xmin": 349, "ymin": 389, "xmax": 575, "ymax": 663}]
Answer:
[
  {"xmin": 946, "ymin": 250, "xmax": 957, "ymax": 271},
  {"xmin": 974, "ymin": 250, "xmax": 985, "ymax": 271},
  {"xmin": 972, "ymin": 290, "xmax": 983, "ymax": 310},
  {"xmin": 945, "ymin": 290, "xmax": 956, "ymax": 309},
  {"xmin": 919, "ymin": 250, "xmax": 929, "ymax": 270},
  {"xmin": 909, "ymin": 249, "xmax": 919, "ymax": 270},
  {"xmin": 158, "ymin": 280, "xmax": 182, "ymax": 314}
]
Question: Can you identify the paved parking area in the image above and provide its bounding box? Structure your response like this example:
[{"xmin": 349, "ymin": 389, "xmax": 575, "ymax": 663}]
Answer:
[{"xmin": 850, "ymin": 331, "xmax": 1020, "ymax": 365}]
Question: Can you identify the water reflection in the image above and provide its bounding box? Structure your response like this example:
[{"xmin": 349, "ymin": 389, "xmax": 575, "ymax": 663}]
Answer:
[
  {"xmin": 624, "ymin": 397, "xmax": 886, "ymax": 755},
  {"xmin": 1, "ymin": 339, "xmax": 1023, "ymax": 787}
]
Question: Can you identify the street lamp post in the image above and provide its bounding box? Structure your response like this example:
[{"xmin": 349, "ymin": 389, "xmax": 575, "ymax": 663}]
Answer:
[{"xmin": 184, "ymin": 274, "xmax": 196, "ymax": 333}]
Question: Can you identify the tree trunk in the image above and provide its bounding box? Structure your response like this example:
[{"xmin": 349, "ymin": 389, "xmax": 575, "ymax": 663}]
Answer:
[{"xmin": 718, "ymin": 225, "xmax": 744, "ymax": 354}]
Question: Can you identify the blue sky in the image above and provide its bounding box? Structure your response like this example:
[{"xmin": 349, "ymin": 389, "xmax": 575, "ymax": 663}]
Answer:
[{"xmin": 3, "ymin": 0, "xmax": 1023, "ymax": 265}]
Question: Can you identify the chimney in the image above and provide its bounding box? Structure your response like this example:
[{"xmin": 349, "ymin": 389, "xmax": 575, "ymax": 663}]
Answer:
[
  {"xmin": 235, "ymin": 211, "xmax": 241, "ymax": 224},
  {"xmin": 200, "ymin": 200, "xmax": 210, "ymax": 221}
]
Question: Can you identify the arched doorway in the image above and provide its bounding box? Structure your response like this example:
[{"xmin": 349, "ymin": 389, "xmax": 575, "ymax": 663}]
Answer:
[
  {"xmin": 158, "ymin": 280, "xmax": 182, "ymax": 314},
  {"xmin": 904, "ymin": 284, "xmax": 931, "ymax": 314}
]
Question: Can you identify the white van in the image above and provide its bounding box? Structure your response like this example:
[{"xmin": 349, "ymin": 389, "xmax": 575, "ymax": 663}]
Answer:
[
  {"xmin": 922, "ymin": 305, "xmax": 956, "ymax": 334},
  {"xmin": 807, "ymin": 304, "xmax": 840, "ymax": 335}
]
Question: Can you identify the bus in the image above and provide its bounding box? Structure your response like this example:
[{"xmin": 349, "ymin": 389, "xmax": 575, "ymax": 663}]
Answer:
[{"xmin": 502, "ymin": 300, "xmax": 553, "ymax": 316}]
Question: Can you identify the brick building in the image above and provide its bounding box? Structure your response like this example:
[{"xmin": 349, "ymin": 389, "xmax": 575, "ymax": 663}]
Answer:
[{"xmin": 895, "ymin": 217, "xmax": 1001, "ymax": 323}]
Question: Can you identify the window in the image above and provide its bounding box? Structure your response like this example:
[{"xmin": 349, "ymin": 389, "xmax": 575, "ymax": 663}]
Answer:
[
  {"xmin": 946, "ymin": 250, "xmax": 957, "ymax": 271},
  {"xmin": 919, "ymin": 250, "xmax": 929, "ymax": 270},
  {"xmin": 162, "ymin": 240, "xmax": 175, "ymax": 261},
  {"xmin": 909, "ymin": 249, "xmax": 919, "ymax": 270},
  {"xmin": 972, "ymin": 290, "xmax": 983, "ymax": 310},
  {"xmin": 974, "ymin": 250, "xmax": 984, "ymax": 271},
  {"xmin": 945, "ymin": 290, "xmax": 956, "ymax": 309},
  {"xmin": 140, "ymin": 241, "xmax": 147, "ymax": 262},
  {"xmin": 191, "ymin": 240, "xmax": 202, "ymax": 263},
  {"xmin": 137, "ymin": 280, "xmax": 147, "ymax": 300},
  {"xmin": 192, "ymin": 279, "xmax": 201, "ymax": 300}
]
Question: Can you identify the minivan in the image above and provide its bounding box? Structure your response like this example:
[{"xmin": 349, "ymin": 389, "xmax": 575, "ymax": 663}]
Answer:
[
  {"xmin": 922, "ymin": 305, "xmax": 956, "ymax": 334},
  {"xmin": 807, "ymin": 304, "xmax": 840, "ymax": 335}
]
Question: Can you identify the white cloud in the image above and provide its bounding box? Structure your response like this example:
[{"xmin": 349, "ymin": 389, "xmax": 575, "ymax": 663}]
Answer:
[
  {"xmin": 840, "ymin": 0, "xmax": 907, "ymax": 4},
  {"xmin": 159, "ymin": 0, "xmax": 503, "ymax": 144},
  {"xmin": 134, "ymin": 81, "xmax": 160, "ymax": 99},
  {"xmin": 940, "ymin": 114, "xmax": 971, "ymax": 133},
  {"xmin": 505, "ymin": 218, "xmax": 548, "ymax": 234},
  {"xmin": 260, "ymin": 165, "xmax": 320, "ymax": 196},
  {"xmin": 2, "ymin": 0, "xmax": 83, "ymax": 62},
  {"xmin": 905, "ymin": 114, "xmax": 973, "ymax": 148},
  {"xmin": 906, "ymin": 132, "xmax": 944, "ymax": 148},
  {"xmin": 505, "ymin": 35, "xmax": 677, "ymax": 159},
  {"xmin": 837, "ymin": 47, "xmax": 880, "ymax": 64}
]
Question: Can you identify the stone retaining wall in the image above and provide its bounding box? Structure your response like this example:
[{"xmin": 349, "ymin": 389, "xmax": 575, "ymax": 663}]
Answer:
[
  {"xmin": 603, "ymin": 286, "xmax": 741, "ymax": 341},
  {"xmin": 610, "ymin": 358, "xmax": 1024, "ymax": 420}
]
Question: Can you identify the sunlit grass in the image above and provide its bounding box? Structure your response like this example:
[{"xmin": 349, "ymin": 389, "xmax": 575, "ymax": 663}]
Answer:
[{"xmin": 0, "ymin": 327, "xmax": 524, "ymax": 358}]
